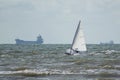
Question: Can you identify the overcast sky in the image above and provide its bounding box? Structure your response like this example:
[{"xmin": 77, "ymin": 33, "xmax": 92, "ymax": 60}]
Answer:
[{"xmin": 0, "ymin": 0, "xmax": 120, "ymax": 44}]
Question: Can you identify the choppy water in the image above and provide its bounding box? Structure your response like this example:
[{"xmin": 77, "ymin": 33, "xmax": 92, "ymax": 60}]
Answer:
[{"xmin": 0, "ymin": 44, "xmax": 120, "ymax": 80}]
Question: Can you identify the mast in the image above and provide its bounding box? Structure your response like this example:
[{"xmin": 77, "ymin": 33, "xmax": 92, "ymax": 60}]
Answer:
[{"xmin": 71, "ymin": 20, "xmax": 81, "ymax": 50}]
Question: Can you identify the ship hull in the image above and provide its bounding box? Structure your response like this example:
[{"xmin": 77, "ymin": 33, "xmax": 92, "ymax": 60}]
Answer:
[{"xmin": 15, "ymin": 39, "xmax": 43, "ymax": 45}]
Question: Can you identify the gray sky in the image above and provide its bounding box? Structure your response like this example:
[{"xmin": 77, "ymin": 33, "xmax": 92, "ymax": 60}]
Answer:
[{"xmin": 0, "ymin": 0, "xmax": 120, "ymax": 44}]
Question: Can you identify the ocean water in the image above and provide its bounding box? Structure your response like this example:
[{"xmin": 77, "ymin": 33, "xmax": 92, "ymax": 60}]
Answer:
[{"xmin": 0, "ymin": 44, "xmax": 120, "ymax": 80}]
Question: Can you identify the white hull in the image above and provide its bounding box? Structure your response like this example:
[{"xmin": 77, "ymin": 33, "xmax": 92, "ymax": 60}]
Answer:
[{"xmin": 65, "ymin": 48, "xmax": 86, "ymax": 55}]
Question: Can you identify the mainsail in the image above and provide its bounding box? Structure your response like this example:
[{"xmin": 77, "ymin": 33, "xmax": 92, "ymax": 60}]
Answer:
[{"xmin": 71, "ymin": 20, "xmax": 87, "ymax": 52}]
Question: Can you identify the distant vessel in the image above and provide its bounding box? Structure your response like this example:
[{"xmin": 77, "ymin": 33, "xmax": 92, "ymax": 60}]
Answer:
[
  {"xmin": 15, "ymin": 35, "xmax": 43, "ymax": 44},
  {"xmin": 100, "ymin": 40, "xmax": 114, "ymax": 45},
  {"xmin": 65, "ymin": 20, "xmax": 87, "ymax": 55}
]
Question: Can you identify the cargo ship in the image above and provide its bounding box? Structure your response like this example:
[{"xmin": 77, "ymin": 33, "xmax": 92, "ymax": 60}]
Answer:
[
  {"xmin": 15, "ymin": 35, "xmax": 43, "ymax": 44},
  {"xmin": 100, "ymin": 40, "xmax": 114, "ymax": 45}
]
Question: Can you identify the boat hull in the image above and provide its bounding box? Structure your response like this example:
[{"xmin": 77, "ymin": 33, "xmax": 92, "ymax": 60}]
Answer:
[{"xmin": 65, "ymin": 49, "xmax": 87, "ymax": 55}]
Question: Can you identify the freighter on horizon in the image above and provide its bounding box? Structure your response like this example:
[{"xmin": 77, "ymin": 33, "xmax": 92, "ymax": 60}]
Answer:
[{"xmin": 15, "ymin": 35, "xmax": 43, "ymax": 44}]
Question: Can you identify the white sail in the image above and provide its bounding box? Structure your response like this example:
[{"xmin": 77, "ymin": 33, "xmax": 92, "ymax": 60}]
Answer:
[{"xmin": 71, "ymin": 21, "xmax": 87, "ymax": 52}]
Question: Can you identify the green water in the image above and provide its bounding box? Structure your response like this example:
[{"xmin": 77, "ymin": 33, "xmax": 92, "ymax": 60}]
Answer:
[{"xmin": 0, "ymin": 44, "xmax": 120, "ymax": 80}]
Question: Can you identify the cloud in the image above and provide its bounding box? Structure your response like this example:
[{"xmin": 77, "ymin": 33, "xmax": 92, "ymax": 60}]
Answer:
[{"xmin": 0, "ymin": 0, "xmax": 34, "ymax": 12}]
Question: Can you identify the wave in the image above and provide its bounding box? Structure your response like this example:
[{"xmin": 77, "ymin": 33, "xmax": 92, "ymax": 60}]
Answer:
[
  {"xmin": 0, "ymin": 69, "xmax": 120, "ymax": 77},
  {"xmin": 89, "ymin": 50, "xmax": 120, "ymax": 55},
  {"xmin": 0, "ymin": 69, "xmax": 73, "ymax": 77}
]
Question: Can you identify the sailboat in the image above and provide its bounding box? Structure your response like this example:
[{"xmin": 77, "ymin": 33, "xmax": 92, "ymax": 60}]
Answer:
[{"xmin": 65, "ymin": 20, "xmax": 87, "ymax": 55}]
